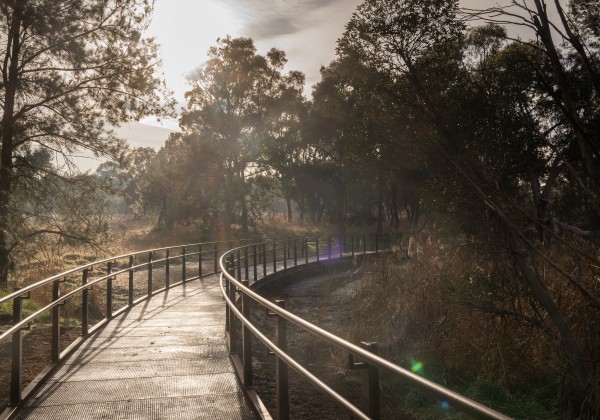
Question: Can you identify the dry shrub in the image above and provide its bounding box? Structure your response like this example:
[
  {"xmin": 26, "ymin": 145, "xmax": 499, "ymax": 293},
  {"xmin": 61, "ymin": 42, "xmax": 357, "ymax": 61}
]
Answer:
[{"xmin": 350, "ymin": 234, "xmax": 598, "ymax": 413}]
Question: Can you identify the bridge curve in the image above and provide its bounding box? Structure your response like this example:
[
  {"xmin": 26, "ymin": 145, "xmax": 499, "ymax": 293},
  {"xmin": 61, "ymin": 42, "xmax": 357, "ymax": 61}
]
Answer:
[{"xmin": 1, "ymin": 235, "xmax": 510, "ymax": 419}]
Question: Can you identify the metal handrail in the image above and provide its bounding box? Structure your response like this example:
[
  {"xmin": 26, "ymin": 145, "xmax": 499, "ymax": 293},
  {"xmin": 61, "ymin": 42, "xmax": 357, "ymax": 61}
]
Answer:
[
  {"xmin": 219, "ymin": 235, "xmax": 511, "ymax": 420},
  {"xmin": 0, "ymin": 236, "xmax": 267, "ymax": 415}
]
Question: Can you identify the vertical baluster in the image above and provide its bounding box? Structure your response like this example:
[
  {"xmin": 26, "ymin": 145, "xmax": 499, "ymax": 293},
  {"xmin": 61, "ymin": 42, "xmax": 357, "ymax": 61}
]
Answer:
[
  {"xmin": 128, "ymin": 256, "xmax": 135, "ymax": 305},
  {"xmin": 244, "ymin": 247, "xmax": 249, "ymax": 280},
  {"xmin": 165, "ymin": 250, "xmax": 171, "ymax": 290},
  {"xmin": 316, "ymin": 237, "xmax": 320, "ymax": 262},
  {"xmin": 51, "ymin": 279, "xmax": 61, "ymax": 362},
  {"xmin": 82, "ymin": 269, "xmax": 90, "ymax": 336},
  {"xmin": 241, "ymin": 280, "xmax": 252, "ymax": 386},
  {"xmin": 214, "ymin": 242, "xmax": 219, "ymax": 274},
  {"xmin": 294, "ymin": 239, "xmax": 297, "ymax": 267},
  {"xmin": 198, "ymin": 244, "xmax": 203, "ymax": 278},
  {"xmin": 283, "ymin": 239, "xmax": 287, "ymax": 270},
  {"xmin": 263, "ymin": 242, "xmax": 267, "ymax": 276},
  {"xmin": 273, "ymin": 241, "xmax": 277, "ymax": 272},
  {"xmin": 10, "ymin": 289, "xmax": 27, "ymax": 406},
  {"xmin": 106, "ymin": 261, "xmax": 113, "ymax": 319},
  {"xmin": 253, "ymin": 244, "xmax": 257, "ymax": 282},
  {"xmin": 182, "ymin": 247, "xmax": 187, "ymax": 283},
  {"xmin": 147, "ymin": 252, "xmax": 153, "ymax": 296},
  {"xmin": 275, "ymin": 299, "xmax": 289, "ymax": 420},
  {"xmin": 228, "ymin": 254, "xmax": 238, "ymax": 354}
]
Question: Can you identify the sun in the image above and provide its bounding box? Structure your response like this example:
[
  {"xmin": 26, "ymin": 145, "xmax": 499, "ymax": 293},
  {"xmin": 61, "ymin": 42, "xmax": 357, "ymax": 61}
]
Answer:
[{"xmin": 146, "ymin": 0, "xmax": 243, "ymax": 102}]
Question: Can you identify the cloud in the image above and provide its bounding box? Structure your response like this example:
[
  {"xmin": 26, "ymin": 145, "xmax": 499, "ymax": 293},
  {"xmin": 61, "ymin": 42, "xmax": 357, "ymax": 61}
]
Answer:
[{"xmin": 221, "ymin": 0, "xmax": 355, "ymax": 40}]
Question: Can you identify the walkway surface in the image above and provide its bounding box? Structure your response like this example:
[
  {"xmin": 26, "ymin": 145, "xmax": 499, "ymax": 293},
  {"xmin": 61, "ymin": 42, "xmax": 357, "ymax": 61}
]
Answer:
[{"xmin": 15, "ymin": 274, "xmax": 258, "ymax": 420}]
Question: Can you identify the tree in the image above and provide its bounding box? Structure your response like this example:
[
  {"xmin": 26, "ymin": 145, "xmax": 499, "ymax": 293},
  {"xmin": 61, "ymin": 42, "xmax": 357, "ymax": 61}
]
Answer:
[
  {"xmin": 339, "ymin": 0, "xmax": 599, "ymax": 412},
  {"xmin": 181, "ymin": 36, "xmax": 304, "ymax": 235},
  {"xmin": 0, "ymin": 0, "xmax": 173, "ymax": 286}
]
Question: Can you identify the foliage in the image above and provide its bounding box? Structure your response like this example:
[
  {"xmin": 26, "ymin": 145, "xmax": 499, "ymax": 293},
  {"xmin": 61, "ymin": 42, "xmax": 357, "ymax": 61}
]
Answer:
[{"xmin": 0, "ymin": 0, "xmax": 173, "ymax": 287}]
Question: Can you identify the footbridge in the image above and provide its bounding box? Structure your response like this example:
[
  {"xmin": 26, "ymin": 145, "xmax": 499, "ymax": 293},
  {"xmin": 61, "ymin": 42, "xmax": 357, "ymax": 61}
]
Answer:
[{"xmin": 0, "ymin": 235, "xmax": 510, "ymax": 419}]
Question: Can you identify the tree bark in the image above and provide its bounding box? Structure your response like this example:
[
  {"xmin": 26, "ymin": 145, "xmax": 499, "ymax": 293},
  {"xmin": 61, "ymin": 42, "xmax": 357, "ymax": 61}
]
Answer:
[{"xmin": 0, "ymin": 2, "xmax": 25, "ymax": 288}]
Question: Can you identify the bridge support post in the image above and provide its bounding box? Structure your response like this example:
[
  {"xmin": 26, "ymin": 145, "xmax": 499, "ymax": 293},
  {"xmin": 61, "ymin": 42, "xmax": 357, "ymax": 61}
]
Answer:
[
  {"xmin": 283, "ymin": 239, "xmax": 287, "ymax": 270},
  {"xmin": 349, "ymin": 341, "xmax": 380, "ymax": 419},
  {"xmin": 241, "ymin": 280, "xmax": 253, "ymax": 386},
  {"xmin": 293, "ymin": 239, "xmax": 297, "ymax": 267},
  {"xmin": 275, "ymin": 299, "xmax": 289, "ymax": 420},
  {"xmin": 262, "ymin": 242, "xmax": 267, "ymax": 276},
  {"xmin": 165, "ymin": 250, "xmax": 170, "ymax": 290}
]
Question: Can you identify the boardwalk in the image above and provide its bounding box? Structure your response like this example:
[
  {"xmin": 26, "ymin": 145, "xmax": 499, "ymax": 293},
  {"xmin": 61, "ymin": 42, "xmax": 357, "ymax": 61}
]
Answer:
[{"xmin": 15, "ymin": 274, "xmax": 257, "ymax": 420}]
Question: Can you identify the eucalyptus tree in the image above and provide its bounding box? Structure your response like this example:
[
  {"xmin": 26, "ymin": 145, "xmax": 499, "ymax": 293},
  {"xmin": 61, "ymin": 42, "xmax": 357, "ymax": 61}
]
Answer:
[
  {"xmin": 339, "ymin": 0, "xmax": 599, "ymax": 411},
  {"xmin": 0, "ymin": 0, "xmax": 173, "ymax": 286},
  {"xmin": 181, "ymin": 36, "xmax": 305, "ymax": 234}
]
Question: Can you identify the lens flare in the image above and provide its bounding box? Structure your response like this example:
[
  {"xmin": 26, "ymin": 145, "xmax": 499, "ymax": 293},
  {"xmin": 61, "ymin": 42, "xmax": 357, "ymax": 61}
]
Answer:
[
  {"xmin": 410, "ymin": 361, "xmax": 423, "ymax": 373},
  {"xmin": 440, "ymin": 401, "xmax": 450, "ymax": 410}
]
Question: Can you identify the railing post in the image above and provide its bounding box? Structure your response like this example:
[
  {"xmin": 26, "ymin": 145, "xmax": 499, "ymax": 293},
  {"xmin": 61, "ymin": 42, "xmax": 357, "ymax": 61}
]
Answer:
[
  {"xmin": 228, "ymin": 256, "xmax": 238, "ymax": 354},
  {"xmin": 275, "ymin": 299, "xmax": 289, "ymax": 420},
  {"xmin": 147, "ymin": 252, "xmax": 153, "ymax": 296},
  {"xmin": 363, "ymin": 234, "xmax": 367, "ymax": 255},
  {"xmin": 165, "ymin": 249, "xmax": 171, "ymax": 290},
  {"xmin": 182, "ymin": 247, "xmax": 187, "ymax": 283},
  {"xmin": 236, "ymin": 249, "xmax": 242, "ymax": 280},
  {"xmin": 351, "ymin": 235, "xmax": 355, "ymax": 257},
  {"xmin": 198, "ymin": 244, "xmax": 203, "ymax": 278},
  {"xmin": 375, "ymin": 234, "xmax": 379, "ymax": 253},
  {"xmin": 128, "ymin": 256, "xmax": 135, "ymax": 305},
  {"xmin": 294, "ymin": 239, "xmax": 298, "ymax": 267},
  {"xmin": 305, "ymin": 238, "xmax": 309, "ymax": 264},
  {"xmin": 214, "ymin": 242, "xmax": 219, "ymax": 274},
  {"xmin": 283, "ymin": 239, "xmax": 287, "ymax": 270},
  {"xmin": 262, "ymin": 242, "xmax": 267, "ymax": 276},
  {"xmin": 339, "ymin": 235, "xmax": 343, "ymax": 258},
  {"xmin": 349, "ymin": 342, "xmax": 380, "ymax": 419},
  {"xmin": 253, "ymin": 244, "xmax": 258, "ymax": 282},
  {"xmin": 241, "ymin": 279, "xmax": 253, "ymax": 386},
  {"xmin": 328, "ymin": 235, "xmax": 332, "ymax": 260},
  {"xmin": 82, "ymin": 269, "xmax": 90, "ymax": 336},
  {"xmin": 106, "ymin": 261, "xmax": 113, "ymax": 319},
  {"xmin": 51, "ymin": 279, "xmax": 61, "ymax": 362},
  {"xmin": 273, "ymin": 241, "xmax": 277, "ymax": 272},
  {"xmin": 10, "ymin": 289, "xmax": 27, "ymax": 406},
  {"xmin": 244, "ymin": 247, "xmax": 249, "ymax": 280},
  {"xmin": 316, "ymin": 237, "xmax": 320, "ymax": 262},
  {"xmin": 225, "ymin": 253, "xmax": 234, "ymax": 334}
]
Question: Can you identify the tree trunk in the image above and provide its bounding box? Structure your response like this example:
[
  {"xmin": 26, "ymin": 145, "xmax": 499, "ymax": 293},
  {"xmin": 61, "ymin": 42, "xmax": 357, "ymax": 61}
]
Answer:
[
  {"xmin": 286, "ymin": 197, "xmax": 292, "ymax": 223},
  {"xmin": 0, "ymin": 2, "xmax": 25, "ymax": 288}
]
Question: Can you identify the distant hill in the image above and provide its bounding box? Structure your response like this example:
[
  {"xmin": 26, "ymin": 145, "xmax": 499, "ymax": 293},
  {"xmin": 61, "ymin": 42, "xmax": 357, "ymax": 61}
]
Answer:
[
  {"xmin": 114, "ymin": 121, "xmax": 176, "ymax": 149},
  {"xmin": 72, "ymin": 120, "xmax": 178, "ymax": 172}
]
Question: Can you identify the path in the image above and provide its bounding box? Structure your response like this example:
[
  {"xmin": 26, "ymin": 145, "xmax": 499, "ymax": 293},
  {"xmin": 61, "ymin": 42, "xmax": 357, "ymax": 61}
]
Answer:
[{"xmin": 15, "ymin": 274, "xmax": 257, "ymax": 420}]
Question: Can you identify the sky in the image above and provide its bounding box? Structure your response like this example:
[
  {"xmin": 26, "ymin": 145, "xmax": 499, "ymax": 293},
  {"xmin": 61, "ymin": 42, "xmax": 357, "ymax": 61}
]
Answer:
[{"xmin": 145, "ymin": 0, "xmax": 364, "ymax": 103}]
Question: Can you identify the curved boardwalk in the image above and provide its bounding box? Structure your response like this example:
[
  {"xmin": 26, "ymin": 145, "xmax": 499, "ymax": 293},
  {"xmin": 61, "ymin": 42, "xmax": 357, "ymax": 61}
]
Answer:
[{"xmin": 15, "ymin": 274, "xmax": 257, "ymax": 420}]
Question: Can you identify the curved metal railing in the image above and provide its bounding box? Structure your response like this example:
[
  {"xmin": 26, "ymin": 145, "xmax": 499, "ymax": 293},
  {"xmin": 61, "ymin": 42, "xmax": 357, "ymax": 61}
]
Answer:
[
  {"xmin": 219, "ymin": 235, "xmax": 511, "ymax": 420},
  {"xmin": 0, "ymin": 237, "xmax": 266, "ymax": 416}
]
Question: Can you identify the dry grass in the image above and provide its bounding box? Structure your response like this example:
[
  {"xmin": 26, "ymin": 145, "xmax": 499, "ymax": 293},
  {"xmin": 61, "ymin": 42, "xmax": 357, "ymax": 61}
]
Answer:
[{"xmin": 348, "ymin": 232, "xmax": 599, "ymax": 417}]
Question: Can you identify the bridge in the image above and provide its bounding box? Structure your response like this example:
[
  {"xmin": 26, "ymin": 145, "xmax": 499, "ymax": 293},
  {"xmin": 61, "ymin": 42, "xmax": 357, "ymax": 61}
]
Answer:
[{"xmin": 0, "ymin": 235, "xmax": 510, "ymax": 419}]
